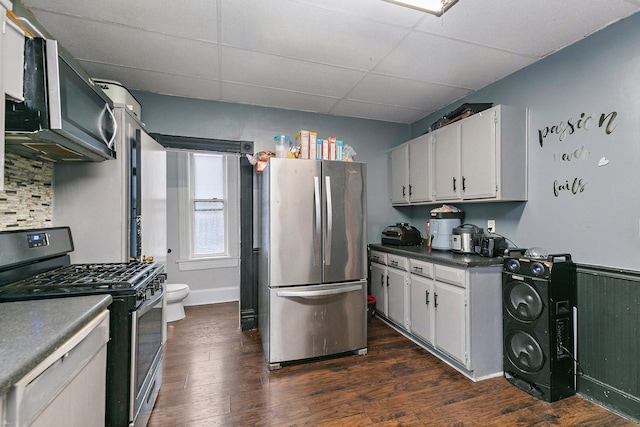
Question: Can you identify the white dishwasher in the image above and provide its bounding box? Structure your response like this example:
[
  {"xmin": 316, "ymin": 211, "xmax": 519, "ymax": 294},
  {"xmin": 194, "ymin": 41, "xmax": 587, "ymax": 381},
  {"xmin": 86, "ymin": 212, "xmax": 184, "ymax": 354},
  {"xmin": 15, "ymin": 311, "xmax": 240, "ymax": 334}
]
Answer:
[{"xmin": 5, "ymin": 309, "xmax": 109, "ymax": 427}]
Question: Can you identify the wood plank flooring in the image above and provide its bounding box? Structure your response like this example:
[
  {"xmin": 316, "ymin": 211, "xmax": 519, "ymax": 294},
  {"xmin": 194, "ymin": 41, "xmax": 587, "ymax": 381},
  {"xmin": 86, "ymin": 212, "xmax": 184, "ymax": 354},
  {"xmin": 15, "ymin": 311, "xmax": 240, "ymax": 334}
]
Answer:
[{"xmin": 148, "ymin": 302, "xmax": 634, "ymax": 426}]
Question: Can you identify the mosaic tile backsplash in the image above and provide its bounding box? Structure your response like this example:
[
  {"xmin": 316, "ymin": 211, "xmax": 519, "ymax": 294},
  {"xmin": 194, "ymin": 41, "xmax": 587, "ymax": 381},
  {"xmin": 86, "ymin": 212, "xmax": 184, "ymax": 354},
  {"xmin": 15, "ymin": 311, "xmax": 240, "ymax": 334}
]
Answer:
[{"xmin": 0, "ymin": 153, "xmax": 53, "ymax": 230}]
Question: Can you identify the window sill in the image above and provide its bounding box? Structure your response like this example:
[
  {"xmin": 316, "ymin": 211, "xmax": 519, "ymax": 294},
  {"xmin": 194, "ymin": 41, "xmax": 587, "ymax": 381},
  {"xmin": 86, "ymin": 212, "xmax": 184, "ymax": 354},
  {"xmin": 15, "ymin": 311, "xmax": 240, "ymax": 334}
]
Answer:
[{"xmin": 176, "ymin": 256, "xmax": 239, "ymax": 271}]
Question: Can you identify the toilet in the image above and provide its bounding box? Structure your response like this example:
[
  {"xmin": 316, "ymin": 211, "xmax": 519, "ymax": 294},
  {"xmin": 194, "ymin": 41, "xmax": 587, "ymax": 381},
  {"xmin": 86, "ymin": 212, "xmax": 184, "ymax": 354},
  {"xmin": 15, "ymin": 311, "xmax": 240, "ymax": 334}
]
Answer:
[{"xmin": 165, "ymin": 283, "xmax": 190, "ymax": 322}]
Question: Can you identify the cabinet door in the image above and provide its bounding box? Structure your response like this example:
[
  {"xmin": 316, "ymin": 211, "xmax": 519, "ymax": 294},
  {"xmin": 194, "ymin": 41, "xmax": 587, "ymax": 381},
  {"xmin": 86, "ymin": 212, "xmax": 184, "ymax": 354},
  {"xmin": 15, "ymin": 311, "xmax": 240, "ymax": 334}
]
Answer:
[
  {"xmin": 410, "ymin": 274, "xmax": 435, "ymax": 345},
  {"xmin": 387, "ymin": 267, "xmax": 407, "ymax": 329},
  {"xmin": 390, "ymin": 144, "xmax": 409, "ymax": 204},
  {"xmin": 370, "ymin": 262, "xmax": 387, "ymax": 316},
  {"xmin": 433, "ymin": 124, "xmax": 460, "ymax": 200},
  {"xmin": 434, "ymin": 281, "xmax": 467, "ymax": 365},
  {"xmin": 408, "ymin": 134, "xmax": 432, "ymax": 202},
  {"xmin": 460, "ymin": 109, "xmax": 497, "ymax": 199}
]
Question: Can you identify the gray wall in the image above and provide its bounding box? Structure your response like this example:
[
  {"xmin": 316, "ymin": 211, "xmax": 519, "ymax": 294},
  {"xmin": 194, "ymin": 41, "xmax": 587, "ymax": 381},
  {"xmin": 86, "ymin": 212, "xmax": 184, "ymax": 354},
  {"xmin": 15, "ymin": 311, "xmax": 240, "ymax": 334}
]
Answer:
[
  {"xmin": 407, "ymin": 12, "xmax": 640, "ymax": 270},
  {"xmin": 131, "ymin": 93, "xmax": 410, "ymax": 244}
]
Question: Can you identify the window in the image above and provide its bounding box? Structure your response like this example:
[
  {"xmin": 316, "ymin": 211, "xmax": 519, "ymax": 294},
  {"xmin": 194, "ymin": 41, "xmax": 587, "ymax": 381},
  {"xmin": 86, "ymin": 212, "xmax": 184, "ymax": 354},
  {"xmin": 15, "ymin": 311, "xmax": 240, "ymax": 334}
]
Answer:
[{"xmin": 176, "ymin": 151, "xmax": 239, "ymax": 270}]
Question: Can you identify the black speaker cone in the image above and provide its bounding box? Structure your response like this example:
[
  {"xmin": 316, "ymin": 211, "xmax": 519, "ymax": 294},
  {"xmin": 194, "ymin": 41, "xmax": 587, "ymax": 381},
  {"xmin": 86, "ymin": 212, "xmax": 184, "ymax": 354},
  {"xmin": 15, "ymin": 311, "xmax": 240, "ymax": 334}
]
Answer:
[
  {"xmin": 504, "ymin": 280, "xmax": 544, "ymax": 321},
  {"xmin": 505, "ymin": 330, "xmax": 545, "ymax": 373}
]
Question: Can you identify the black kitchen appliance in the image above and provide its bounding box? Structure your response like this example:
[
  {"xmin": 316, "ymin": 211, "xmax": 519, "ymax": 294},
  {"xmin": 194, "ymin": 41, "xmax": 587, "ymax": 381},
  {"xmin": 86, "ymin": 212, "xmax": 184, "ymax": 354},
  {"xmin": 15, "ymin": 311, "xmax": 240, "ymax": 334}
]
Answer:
[
  {"xmin": 0, "ymin": 227, "xmax": 165, "ymax": 427},
  {"xmin": 382, "ymin": 223, "xmax": 423, "ymax": 246},
  {"xmin": 479, "ymin": 234, "xmax": 508, "ymax": 257}
]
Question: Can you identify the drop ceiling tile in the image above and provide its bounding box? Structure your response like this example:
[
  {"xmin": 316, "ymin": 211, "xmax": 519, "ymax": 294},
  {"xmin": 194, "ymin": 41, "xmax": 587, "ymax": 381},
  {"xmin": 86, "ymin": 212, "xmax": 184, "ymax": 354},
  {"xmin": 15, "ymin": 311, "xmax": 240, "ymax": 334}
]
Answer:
[
  {"xmin": 348, "ymin": 74, "xmax": 471, "ymax": 110},
  {"xmin": 221, "ymin": 0, "xmax": 409, "ymax": 70},
  {"xmin": 24, "ymin": 11, "xmax": 219, "ymax": 80},
  {"xmin": 81, "ymin": 62, "xmax": 221, "ymax": 101},
  {"xmin": 23, "ymin": 0, "xmax": 218, "ymax": 42},
  {"xmin": 221, "ymin": 82, "xmax": 340, "ymax": 113},
  {"xmin": 331, "ymin": 99, "xmax": 427, "ymax": 124},
  {"xmin": 414, "ymin": 0, "xmax": 640, "ymax": 57},
  {"xmin": 221, "ymin": 47, "xmax": 366, "ymax": 97},
  {"xmin": 291, "ymin": 0, "xmax": 425, "ymax": 28},
  {"xmin": 375, "ymin": 31, "xmax": 536, "ymax": 89}
]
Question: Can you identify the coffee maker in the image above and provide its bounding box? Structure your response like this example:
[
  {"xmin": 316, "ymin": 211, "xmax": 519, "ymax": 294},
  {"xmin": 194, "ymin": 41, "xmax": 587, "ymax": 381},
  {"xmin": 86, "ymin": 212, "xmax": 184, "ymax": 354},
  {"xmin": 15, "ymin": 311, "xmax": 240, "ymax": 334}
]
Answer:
[{"xmin": 428, "ymin": 211, "xmax": 464, "ymax": 251}]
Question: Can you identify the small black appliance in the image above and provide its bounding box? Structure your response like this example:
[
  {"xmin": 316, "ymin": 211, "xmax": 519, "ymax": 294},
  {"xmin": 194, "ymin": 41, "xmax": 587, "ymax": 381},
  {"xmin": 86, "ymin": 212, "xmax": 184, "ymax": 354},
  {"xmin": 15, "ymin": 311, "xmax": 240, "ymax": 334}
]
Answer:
[{"xmin": 382, "ymin": 223, "xmax": 423, "ymax": 246}]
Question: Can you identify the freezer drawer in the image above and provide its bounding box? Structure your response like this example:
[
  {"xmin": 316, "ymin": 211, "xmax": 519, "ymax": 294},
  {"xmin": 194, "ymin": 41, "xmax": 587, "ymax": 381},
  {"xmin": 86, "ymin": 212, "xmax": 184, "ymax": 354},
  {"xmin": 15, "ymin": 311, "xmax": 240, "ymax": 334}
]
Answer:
[{"xmin": 267, "ymin": 281, "xmax": 367, "ymax": 367}]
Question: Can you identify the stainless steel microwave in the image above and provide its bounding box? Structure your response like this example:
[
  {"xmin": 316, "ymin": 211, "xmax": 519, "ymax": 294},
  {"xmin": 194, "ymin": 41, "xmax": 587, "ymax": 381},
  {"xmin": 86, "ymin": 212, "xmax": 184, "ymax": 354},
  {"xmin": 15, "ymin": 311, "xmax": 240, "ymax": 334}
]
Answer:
[{"xmin": 5, "ymin": 38, "xmax": 117, "ymax": 162}]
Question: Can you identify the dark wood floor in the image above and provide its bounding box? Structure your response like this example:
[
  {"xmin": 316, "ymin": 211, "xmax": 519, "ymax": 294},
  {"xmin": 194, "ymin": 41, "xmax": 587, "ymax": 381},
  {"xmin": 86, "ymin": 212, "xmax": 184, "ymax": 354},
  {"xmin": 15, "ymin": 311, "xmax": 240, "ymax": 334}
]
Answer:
[{"xmin": 148, "ymin": 302, "xmax": 634, "ymax": 426}]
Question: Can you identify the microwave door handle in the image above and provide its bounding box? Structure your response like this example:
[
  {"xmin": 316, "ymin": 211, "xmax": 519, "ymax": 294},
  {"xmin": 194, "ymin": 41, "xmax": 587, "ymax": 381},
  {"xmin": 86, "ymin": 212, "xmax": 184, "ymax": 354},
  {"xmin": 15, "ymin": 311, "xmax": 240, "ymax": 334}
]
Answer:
[
  {"xmin": 325, "ymin": 175, "xmax": 332, "ymax": 265},
  {"xmin": 99, "ymin": 103, "xmax": 118, "ymax": 150}
]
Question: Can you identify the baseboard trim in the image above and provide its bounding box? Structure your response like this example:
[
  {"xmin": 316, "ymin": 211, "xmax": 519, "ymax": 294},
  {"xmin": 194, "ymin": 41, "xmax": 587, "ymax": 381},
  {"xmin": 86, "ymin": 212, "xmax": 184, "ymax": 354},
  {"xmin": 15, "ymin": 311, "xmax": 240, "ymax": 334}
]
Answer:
[{"xmin": 183, "ymin": 286, "xmax": 239, "ymax": 306}]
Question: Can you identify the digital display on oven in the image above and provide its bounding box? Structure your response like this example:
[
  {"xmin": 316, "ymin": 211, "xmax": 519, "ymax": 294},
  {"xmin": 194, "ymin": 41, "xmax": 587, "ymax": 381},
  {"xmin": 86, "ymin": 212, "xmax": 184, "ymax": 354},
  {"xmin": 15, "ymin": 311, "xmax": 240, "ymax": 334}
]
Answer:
[{"xmin": 27, "ymin": 232, "xmax": 49, "ymax": 248}]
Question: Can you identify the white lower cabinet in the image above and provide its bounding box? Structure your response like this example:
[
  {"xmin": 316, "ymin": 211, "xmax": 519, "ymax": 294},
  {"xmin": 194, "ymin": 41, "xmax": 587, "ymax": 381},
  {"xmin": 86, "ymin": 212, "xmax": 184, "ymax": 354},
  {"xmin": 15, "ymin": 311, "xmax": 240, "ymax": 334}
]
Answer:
[
  {"xmin": 372, "ymin": 248, "xmax": 503, "ymax": 381},
  {"xmin": 386, "ymin": 254, "xmax": 409, "ymax": 330},
  {"xmin": 434, "ymin": 281, "xmax": 467, "ymax": 365},
  {"xmin": 370, "ymin": 261, "xmax": 387, "ymax": 317},
  {"xmin": 409, "ymin": 273, "xmax": 434, "ymax": 345}
]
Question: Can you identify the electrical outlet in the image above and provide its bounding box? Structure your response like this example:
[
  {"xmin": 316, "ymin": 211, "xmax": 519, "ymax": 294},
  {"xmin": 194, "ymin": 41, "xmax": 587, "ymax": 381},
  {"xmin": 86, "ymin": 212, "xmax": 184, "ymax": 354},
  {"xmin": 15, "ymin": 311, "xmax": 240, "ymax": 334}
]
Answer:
[{"xmin": 487, "ymin": 220, "xmax": 496, "ymax": 233}]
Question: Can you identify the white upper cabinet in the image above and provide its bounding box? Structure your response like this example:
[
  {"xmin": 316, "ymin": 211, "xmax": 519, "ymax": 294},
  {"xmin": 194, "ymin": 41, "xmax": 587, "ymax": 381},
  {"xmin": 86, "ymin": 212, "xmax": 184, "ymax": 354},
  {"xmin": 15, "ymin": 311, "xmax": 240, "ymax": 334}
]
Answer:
[
  {"xmin": 460, "ymin": 105, "xmax": 527, "ymax": 201},
  {"xmin": 433, "ymin": 122, "xmax": 461, "ymax": 201},
  {"xmin": 391, "ymin": 105, "xmax": 527, "ymax": 205},
  {"xmin": 390, "ymin": 143, "xmax": 409, "ymax": 205},
  {"xmin": 408, "ymin": 133, "xmax": 432, "ymax": 203}
]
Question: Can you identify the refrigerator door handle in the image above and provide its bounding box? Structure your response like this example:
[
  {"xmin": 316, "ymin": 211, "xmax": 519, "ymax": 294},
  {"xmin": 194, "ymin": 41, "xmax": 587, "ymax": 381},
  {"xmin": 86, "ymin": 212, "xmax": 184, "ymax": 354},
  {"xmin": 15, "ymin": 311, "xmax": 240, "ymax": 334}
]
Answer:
[
  {"xmin": 276, "ymin": 284, "xmax": 362, "ymax": 298},
  {"xmin": 325, "ymin": 175, "xmax": 333, "ymax": 265},
  {"xmin": 314, "ymin": 176, "xmax": 322, "ymax": 266}
]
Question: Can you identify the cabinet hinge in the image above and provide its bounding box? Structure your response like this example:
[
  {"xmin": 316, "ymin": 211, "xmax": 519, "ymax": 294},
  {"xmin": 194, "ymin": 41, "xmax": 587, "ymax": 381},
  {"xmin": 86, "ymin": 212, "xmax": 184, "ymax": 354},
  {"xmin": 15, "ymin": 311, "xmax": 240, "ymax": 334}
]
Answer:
[{"xmin": 493, "ymin": 111, "xmax": 498, "ymax": 123}]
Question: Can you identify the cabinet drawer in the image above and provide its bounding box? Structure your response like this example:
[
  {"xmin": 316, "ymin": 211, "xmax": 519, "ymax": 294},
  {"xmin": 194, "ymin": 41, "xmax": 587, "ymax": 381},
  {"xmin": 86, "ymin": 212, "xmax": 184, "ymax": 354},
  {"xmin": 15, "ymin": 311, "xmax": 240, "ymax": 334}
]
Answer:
[
  {"xmin": 434, "ymin": 264, "xmax": 466, "ymax": 287},
  {"xmin": 409, "ymin": 258, "xmax": 433, "ymax": 278},
  {"xmin": 387, "ymin": 254, "xmax": 408, "ymax": 271},
  {"xmin": 370, "ymin": 250, "xmax": 387, "ymax": 265}
]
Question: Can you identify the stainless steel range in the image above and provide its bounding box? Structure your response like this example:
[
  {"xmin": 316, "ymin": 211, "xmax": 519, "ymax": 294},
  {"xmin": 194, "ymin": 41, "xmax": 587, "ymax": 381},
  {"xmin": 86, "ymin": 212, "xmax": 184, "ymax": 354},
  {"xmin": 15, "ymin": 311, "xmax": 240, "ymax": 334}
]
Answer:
[{"xmin": 0, "ymin": 227, "xmax": 165, "ymax": 427}]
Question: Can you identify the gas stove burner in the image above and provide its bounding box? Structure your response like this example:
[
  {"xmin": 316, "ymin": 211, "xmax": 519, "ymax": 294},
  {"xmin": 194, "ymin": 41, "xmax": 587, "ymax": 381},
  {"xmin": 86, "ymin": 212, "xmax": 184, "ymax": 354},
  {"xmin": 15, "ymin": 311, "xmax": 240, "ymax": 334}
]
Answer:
[{"xmin": 0, "ymin": 261, "xmax": 162, "ymax": 298}]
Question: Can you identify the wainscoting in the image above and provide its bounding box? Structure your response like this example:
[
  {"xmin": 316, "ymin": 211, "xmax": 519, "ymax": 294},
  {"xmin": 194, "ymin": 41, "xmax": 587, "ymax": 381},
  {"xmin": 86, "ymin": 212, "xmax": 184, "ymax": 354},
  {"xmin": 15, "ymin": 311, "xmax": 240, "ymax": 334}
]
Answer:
[{"xmin": 577, "ymin": 264, "xmax": 640, "ymax": 422}]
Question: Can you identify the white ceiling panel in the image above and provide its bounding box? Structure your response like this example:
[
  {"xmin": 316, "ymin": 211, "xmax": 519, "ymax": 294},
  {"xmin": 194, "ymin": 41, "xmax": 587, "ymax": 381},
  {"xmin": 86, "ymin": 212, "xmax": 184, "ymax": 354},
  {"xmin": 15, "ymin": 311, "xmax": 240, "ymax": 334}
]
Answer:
[
  {"xmin": 221, "ymin": 47, "xmax": 366, "ymax": 97},
  {"xmin": 221, "ymin": 82, "xmax": 340, "ymax": 113},
  {"xmin": 376, "ymin": 31, "xmax": 536, "ymax": 89},
  {"xmin": 221, "ymin": 0, "xmax": 409, "ymax": 70},
  {"xmin": 14, "ymin": 0, "xmax": 640, "ymax": 124},
  {"xmin": 415, "ymin": 0, "xmax": 640, "ymax": 58},
  {"xmin": 331, "ymin": 99, "xmax": 428, "ymax": 124},
  {"xmin": 348, "ymin": 74, "xmax": 471, "ymax": 111},
  {"xmin": 22, "ymin": 0, "xmax": 218, "ymax": 42},
  {"xmin": 24, "ymin": 10, "xmax": 219, "ymax": 80}
]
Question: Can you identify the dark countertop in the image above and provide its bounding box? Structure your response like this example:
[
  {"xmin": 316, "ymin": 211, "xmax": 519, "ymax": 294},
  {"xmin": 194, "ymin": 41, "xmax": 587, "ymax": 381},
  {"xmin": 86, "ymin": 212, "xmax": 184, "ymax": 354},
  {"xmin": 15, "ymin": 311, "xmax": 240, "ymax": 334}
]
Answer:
[
  {"xmin": 0, "ymin": 294, "xmax": 112, "ymax": 395},
  {"xmin": 369, "ymin": 243, "xmax": 504, "ymax": 268}
]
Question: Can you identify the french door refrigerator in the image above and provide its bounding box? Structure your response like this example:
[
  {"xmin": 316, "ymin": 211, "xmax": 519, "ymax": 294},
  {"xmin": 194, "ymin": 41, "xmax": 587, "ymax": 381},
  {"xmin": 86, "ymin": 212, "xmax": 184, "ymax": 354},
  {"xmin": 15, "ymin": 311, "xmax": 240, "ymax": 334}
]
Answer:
[{"xmin": 258, "ymin": 158, "xmax": 367, "ymax": 369}]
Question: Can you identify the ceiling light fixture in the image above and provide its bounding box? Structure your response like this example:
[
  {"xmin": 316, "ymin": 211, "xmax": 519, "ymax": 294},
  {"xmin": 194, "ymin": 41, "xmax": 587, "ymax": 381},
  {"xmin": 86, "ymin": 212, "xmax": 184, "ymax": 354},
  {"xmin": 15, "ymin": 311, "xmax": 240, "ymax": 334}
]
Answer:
[{"xmin": 383, "ymin": 0, "xmax": 459, "ymax": 16}]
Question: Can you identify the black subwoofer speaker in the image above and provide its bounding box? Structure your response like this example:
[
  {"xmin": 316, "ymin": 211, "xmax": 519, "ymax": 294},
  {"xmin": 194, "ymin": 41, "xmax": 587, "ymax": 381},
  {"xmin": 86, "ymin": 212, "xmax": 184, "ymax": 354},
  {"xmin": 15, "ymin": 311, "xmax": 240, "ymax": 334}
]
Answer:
[{"xmin": 502, "ymin": 254, "xmax": 576, "ymax": 402}]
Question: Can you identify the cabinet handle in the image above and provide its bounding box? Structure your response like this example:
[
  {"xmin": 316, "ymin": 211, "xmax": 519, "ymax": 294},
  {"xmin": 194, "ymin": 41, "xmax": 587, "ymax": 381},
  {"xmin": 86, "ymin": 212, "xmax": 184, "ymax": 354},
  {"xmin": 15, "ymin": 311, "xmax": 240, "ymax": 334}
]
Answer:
[
  {"xmin": 452, "ymin": 177, "xmax": 457, "ymax": 191},
  {"xmin": 462, "ymin": 176, "xmax": 466, "ymax": 191},
  {"xmin": 390, "ymin": 260, "xmax": 398, "ymax": 266},
  {"xmin": 414, "ymin": 266, "xmax": 423, "ymax": 272},
  {"xmin": 380, "ymin": 274, "xmax": 384, "ymax": 287},
  {"xmin": 434, "ymin": 293, "xmax": 438, "ymax": 308},
  {"xmin": 425, "ymin": 290, "xmax": 430, "ymax": 305},
  {"xmin": 386, "ymin": 276, "xmax": 389, "ymax": 287},
  {"xmin": 409, "ymin": 184, "xmax": 413, "ymax": 196},
  {"xmin": 402, "ymin": 185, "xmax": 406, "ymax": 197}
]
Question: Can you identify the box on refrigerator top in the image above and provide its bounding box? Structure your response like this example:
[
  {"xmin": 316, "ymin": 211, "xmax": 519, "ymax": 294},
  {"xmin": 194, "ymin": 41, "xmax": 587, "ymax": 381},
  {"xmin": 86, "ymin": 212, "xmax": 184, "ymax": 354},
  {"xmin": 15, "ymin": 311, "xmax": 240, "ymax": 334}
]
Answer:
[
  {"xmin": 322, "ymin": 138, "xmax": 329, "ymax": 160},
  {"xmin": 329, "ymin": 136, "xmax": 337, "ymax": 161},
  {"xmin": 336, "ymin": 140, "xmax": 344, "ymax": 161},
  {"xmin": 295, "ymin": 130, "xmax": 310, "ymax": 159},
  {"xmin": 310, "ymin": 132, "xmax": 317, "ymax": 161},
  {"xmin": 316, "ymin": 136, "xmax": 323, "ymax": 160}
]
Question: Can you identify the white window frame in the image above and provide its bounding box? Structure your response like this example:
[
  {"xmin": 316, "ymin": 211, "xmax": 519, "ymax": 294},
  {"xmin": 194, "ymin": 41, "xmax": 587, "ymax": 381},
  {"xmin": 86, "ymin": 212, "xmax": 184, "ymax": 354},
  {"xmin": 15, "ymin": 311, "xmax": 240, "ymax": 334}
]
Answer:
[{"xmin": 175, "ymin": 151, "xmax": 240, "ymax": 271}]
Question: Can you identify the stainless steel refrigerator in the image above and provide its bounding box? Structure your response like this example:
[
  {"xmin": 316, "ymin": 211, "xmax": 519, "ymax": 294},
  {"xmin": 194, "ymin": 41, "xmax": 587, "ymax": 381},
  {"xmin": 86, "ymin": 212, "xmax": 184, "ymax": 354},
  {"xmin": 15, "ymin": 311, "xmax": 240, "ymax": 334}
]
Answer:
[{"xmin": 258, "ymin": 158, "xmax": 367, "ymax": 369}]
